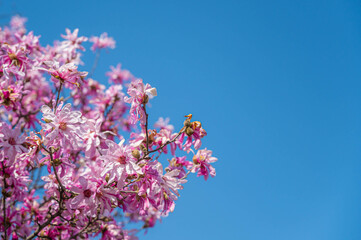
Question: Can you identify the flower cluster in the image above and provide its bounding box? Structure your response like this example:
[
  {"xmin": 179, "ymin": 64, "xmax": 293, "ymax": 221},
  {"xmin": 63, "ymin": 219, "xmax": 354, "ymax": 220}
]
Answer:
[{"xmin": 0, "ymin": 16, "xmax": 217, "ymax": 240}]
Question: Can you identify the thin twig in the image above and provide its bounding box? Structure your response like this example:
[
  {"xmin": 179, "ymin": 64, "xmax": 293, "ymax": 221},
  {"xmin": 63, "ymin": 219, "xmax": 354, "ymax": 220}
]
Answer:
[
  {"xmin": 89, "ymin": 49, "xmax": 100, "ymax": 78},
  {"xmin": 2, "ymin": 162, "xmax": 8, "ymax": 240},
  {"xmin": 142, "ymin": 103, "xmax": 149, "ymax": 152},
  {"xmin": 147, "ymin": 130, "xmax": 183, "ymax": 155},
  {"xmin": 54, "ymin": 82, "xmax": 63, "ymax": 114}
]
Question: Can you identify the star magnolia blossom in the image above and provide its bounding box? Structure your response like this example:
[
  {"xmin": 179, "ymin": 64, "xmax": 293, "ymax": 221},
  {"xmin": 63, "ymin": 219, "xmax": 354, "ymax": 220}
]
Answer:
[{"xmin": 0, "ymin": 15, "xmax": 218, "ymax": 240}]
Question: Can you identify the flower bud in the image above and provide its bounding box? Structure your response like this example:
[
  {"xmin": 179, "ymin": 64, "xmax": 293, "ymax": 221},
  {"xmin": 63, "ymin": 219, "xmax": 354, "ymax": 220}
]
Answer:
[
  {"xmin": 184, "ymin": 119, "xmax": 191, "ymax": 127},
  {"xmin": 132, "ymin": 149, "xmax": 140, "ymax": 159},
  {"xmin": 105, "ymin": 173, "xmax": 110, "ymax": 183},
  {"xmin": 186, "ymin": 127, "xmax": 194, "ymax": 136},
  {"xmin": 140, "ymin": 144, "xmax": 147, "ymax": 153},
  {"xmin": 192, "ymin": 155, "xmax": 198, "ymax": 164}
]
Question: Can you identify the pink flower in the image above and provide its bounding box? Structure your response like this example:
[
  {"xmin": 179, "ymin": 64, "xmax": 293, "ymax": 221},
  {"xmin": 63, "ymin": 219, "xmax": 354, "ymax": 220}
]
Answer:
[
  {"xmin": 152, "ymin": 162, "xmax": 187, "ymax": 213},
  {"xmin": 39, "ymin": 61, "xmax": 88, "ymax": 86},
  {"xmin": 124, "ymin": 78, "xmax": 157, "ymax": 124},
  {"xmin": 89, "ymin": 33, "xmax": 115, "ymax": 51},
  {"xmin": 0, "ymin": 43, "xmax": 29, "ymax": 79},
  {"xmin": 40, "ymin": 103, "xmax": 86, "ymax": 147},
  {"xmin": 100, "ymin": 139, "xmax": 142, "ymax": 189},
  {"xmin": 10, "ymin": 15, "xmax": 27, "ymax": 30},
  {"xmin": 106, "ymin": 64, "xmax": 132, "ymax": 84},
  {"xmin": 177, "ymin": 115, "xmax": 207, "ymax": 152},
  {"xmin": 191, "ymin": 148, "xmax": 217, "ymax": 180},
  {"xmin": 69, "ymin": 176, "xmax": 96, "ymax": 214},
  {"xmin": 60, "ymin": 28, "xmax": 88, "ymax": 51},
  {"xmin": 154, "ymin": 117, "xmax": 174, "ymax": 132},
  {"xmin": 0, "ymin": 124, "xmax": 27, "ymax": 164},
  {"xmin": 166, "ymin": 156, "xmax": 193, "ymax": 178},
  {"xmin": 83, "ymin": 117, "xmax": 111, "ymax": 158},
  {"xmin": 0, "ymin": 84, "xmax": 23, "ymax": 109}
]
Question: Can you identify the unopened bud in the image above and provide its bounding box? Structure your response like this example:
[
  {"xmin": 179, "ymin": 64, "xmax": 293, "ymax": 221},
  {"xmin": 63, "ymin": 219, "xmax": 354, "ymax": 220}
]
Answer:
[
  {"xmin": 192, "ymin": 155, "xmax": 199, "ymax": 164},
  {"xmin": 140, "ymin": 144, "xmax": 147, "ymax": 153},
  {"xmin": 39, "ymin": 230, "xmax": 46, "ymax": 237},
  {"xmin": 184, "ymin": 119, "xmax": 191, "ymax": 127},
  {"xmin": 132, "ymin": 149, "xmax": 140, "ymax": 159},
  {"xmin": 185, "ymin": 127, "xmax": 194, "ymax": 136}
]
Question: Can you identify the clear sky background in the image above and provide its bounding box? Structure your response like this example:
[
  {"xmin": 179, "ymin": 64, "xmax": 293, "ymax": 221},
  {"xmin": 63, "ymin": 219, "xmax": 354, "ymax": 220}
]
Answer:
[{"xmin": 1, "ymin": 0, "xmax": 361, "ymax": 239}]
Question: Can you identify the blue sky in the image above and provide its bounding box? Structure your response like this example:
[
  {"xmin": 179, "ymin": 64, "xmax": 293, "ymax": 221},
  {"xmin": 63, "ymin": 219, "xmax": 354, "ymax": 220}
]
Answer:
[{"xmin": 2, "ymin": 0, "xmax": 361, "ymax": 239}]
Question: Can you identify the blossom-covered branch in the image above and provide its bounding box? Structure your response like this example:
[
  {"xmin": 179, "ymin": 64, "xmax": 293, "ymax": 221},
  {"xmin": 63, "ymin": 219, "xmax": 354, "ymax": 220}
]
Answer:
[{"xmin": 0, "ymin": 15, "xmax": 218, "ymax": 239}]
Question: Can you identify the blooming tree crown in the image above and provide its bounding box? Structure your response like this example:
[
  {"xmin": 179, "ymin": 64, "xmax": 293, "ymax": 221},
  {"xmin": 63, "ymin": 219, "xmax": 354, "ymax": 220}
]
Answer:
[{"xmin": 0, "ymin": 16, "xmax": 218, "ymax": 240}]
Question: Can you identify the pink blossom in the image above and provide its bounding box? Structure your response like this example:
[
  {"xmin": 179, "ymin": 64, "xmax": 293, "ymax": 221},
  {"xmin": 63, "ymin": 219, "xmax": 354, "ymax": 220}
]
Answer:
[
  {"xmin": 124, "ymin": 78, "xmax": 157, "ymax": 124},
  {"xmin": 106, "ymin": 63, "xmax": 132, "ymax": 84},
  {"xmin": 154, "ymin": 117, "xmax": 174, "ymax": 132},
  {"xmin": 89, "ymin": 33, "xmax": 115, "ymax": 51},
  {"xmin": 166, "ymin": 156, "xmax": 193, "ymax": 179},
  {"xmin": 177, "ymin": 115, "xmax": 207, "ymax": 152},
  {"xmin": 100, "ymin": 140, "xmax": 142, "ymax": 189},
  {"xmin": 0, "ymin": 15, "xmax": 217, "ymax": 238},
  {"xmin": 10, "ymin": 15, "xmax": 27, "ymax": 30},
  {"xmin": 39, "ymin": 61, "xmax": 88, "ymax": 86},
  {"xmin": 0, "ymin": 124, "xmax": 27, "ymax": 163},
  {"xmin": 83, "ymin": 117, "xmax": 111, "ymax": 158},
  {"xmin": 70, "ymin": 176, "xmax": 96, "ymax": 211},
  {"xmin": 40, "ymin": 103, "xmax": 86, "ymax": 147},
  {"xmin": 0, "ymin": 43, "xmax": 29, "ymax": 78},
  {"xmin": 0, "ymin": 84, "xmax": 23, "ymax": 109},
  {"xmin": 191, "ymin": 148, "xmax": 217, "ymax": 180},
  {"xmin": 61, "ymin": 28, "xmax": 88, "ymax": 51}
]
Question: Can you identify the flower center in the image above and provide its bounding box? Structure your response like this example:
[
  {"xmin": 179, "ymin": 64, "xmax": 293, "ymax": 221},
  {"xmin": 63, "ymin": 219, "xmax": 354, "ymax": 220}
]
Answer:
[
  {"xmin": 59, "ymin": 122, "xmax": 67, "ymax": 130},
  {"xmin": 117, "ymin": 155, "xmax": 126, "ymax": 164},
  {"xmin": 83, "ymin": 189, "xmax": 92, "ymax": 198},
  {"xmin": 8, "ymin": 137, "xmax": 16, "ymax": 145}
]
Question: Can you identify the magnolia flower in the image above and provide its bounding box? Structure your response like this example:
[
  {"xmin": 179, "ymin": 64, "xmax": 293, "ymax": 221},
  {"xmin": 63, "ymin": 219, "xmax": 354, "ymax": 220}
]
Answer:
[
  {"xmin": 89, "ymin": 32, "xmax": 115, "ymax": 51},
  {"xmin": 0, "ymin": 43, "xmax": 28, "ymax": 79},
  {"xmin": 83, "ymin": 117, "xmax": 112, "ymax": 158},
  {"xmin": 60, "ymin": 28, "xmax": 88, "ymax": 51},
  {"xmin": 124, "ymin": 78, "xmax": 157, "ymax": 124},
  {"xmin": 106, "ymin": 63, "xmax": 132, "ymax": 84},
  {"xmin": 191, "ymin": 148, "xmax": 217, "ymax": 180},
  {"xmin": 100, "ymin": 139, "xmax": 142, "ymax": 189},
  {"xmin": 154, "ymin": 117, "xmax": 174, "ymax": 132},
  {"xmin": 70, "ymin": 176, "xmax": 96, "ymax": 209},
  {"xmin": 39, "ymin": 61, "xmax": 88, "ymax": 86},
  {"xmin": 40, "ymin": 103, "xmax": 86, "ymax": 147},
  {"xmin": 0, "ymin": 124, "xmax": 27, "ymax": 163}
]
